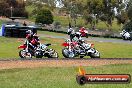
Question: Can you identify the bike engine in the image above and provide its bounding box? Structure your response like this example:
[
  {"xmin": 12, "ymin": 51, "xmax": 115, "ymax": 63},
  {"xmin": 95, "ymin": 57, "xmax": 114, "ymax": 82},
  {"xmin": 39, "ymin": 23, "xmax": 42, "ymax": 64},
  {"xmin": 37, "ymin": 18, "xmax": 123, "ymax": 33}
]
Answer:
[{"xmin": 35, "ymin": 50, "xmax": 43, "ymax": 58}]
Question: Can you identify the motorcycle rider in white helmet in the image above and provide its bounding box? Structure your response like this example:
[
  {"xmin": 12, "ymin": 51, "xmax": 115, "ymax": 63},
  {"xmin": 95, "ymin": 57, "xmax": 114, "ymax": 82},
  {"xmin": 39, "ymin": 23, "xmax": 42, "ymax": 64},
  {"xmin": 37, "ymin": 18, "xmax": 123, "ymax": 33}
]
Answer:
[
  {"xmin": 67, "ymin": 27, "xmax": 75, "ymax": 42},
  {"xmin": 25, "ymin": 30, "xmax": 40, "ymax": 52},
  {"xmin": 67, "ymin": 27, "xmax": 88, "ymax": 54}
]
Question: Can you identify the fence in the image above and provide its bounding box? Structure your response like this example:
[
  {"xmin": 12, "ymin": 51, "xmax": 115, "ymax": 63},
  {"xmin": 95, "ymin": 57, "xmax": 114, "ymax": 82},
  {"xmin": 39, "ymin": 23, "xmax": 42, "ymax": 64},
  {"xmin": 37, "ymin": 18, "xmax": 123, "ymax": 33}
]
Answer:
[{"xmin": 4, "ymin": 26, "xmax": 37, "ymax": 38}]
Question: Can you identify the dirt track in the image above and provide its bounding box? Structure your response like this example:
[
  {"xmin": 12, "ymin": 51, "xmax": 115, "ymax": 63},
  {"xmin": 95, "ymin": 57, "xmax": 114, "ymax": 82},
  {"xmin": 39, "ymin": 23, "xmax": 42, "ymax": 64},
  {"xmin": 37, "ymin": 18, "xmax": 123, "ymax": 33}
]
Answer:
[{"xmin": 0, "ymin": 59, "xmax": 132, "ymax": 69}]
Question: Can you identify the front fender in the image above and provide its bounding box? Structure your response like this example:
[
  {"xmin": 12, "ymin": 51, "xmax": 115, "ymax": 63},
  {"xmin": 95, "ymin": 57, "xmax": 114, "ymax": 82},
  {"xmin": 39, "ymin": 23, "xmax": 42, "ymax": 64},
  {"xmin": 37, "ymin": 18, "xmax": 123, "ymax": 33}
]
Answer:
[{"xmin": 86, "ymin": 48, "xmax": 96, "ymax": 53}]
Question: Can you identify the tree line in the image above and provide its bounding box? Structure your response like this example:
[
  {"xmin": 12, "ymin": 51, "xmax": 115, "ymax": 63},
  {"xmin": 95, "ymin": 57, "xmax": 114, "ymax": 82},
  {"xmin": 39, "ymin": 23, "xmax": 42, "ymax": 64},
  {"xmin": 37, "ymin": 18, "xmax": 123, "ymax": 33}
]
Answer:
[
  {"xmin": 0, "ymin": 0, "xmax": 28, "ymax": 17},
  {"xmin": 27, "ymin": 0, "xmax": 132, "ymax": 29},
  {"xmin": 1, "ymin": 0, "xmax": 132, "ymax": 30}
]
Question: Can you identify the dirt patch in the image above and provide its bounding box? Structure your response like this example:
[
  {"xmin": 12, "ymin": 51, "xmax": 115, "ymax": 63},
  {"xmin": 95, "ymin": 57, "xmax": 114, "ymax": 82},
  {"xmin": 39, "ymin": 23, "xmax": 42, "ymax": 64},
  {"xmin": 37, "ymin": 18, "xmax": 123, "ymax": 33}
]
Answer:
[{"xmin": 0, "ymin": 59, "xmax": 132, "ymax": 69}]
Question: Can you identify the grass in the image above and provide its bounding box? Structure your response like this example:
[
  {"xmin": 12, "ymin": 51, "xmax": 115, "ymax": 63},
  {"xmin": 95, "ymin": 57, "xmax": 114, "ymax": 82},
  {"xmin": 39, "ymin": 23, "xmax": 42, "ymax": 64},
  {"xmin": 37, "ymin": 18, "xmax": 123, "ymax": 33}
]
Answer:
[
  {"xmin": 95, "ymin": 20, "xmax": 123, "ymax": 32},
  {"xmin": 0, "ymin": 64, "xmax": 132, "ymax": 88},
  {"xmin": 38, "ymin": 30, "xmax": 132, "ymax": 58},
  {"xmin": 0, "ymin": 33, "xmax": 132, "ymax": 59},
  {"xmin": 0, "ymin": 30, "xmax": 132, "ymax": 59},
  {"xmin": 95, "ymin": 42, "xmax": 132, "ymax": 58},
  {"xmin": 0, "ymin": 37, "xmax": 21, "ymax": 58},
  {"xmin": 38, "ymin": 31, "xmax": 66, "ymax": 37}
]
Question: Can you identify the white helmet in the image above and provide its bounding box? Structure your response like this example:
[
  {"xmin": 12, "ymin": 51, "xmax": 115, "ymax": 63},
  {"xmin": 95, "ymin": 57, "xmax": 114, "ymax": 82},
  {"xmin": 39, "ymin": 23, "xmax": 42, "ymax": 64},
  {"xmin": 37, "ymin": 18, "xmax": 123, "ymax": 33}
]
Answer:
[
  {"xmin": 26, "ymin": 30, "xmax": 33, "ymax": 34},
  {"xmin": 68, "ymin": 28, "xmax": 75, "ymax": 34}
]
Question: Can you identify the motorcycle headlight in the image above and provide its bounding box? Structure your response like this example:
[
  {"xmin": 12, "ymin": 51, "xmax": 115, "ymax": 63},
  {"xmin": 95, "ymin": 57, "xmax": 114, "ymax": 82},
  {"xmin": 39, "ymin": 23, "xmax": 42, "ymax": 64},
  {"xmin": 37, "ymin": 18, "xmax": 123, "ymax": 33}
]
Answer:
[
  {"xmin": 65, "ymin": 39, "xmax": 70, "ymax": 42},
  {"xmin": 41, "ymin": 44, "xmax": 47, "ymax": 49}
]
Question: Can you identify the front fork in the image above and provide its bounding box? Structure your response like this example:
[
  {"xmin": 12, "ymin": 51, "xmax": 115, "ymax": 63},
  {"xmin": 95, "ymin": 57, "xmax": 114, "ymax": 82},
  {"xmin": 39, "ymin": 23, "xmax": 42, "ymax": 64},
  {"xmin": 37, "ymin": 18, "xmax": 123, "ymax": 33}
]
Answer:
[
  {"xmin": 87, "ymin": 48, "xmax": 96, "ymax": 54},
  {"xmin": 67, "ymin": 42, "xmax": 73, "ymax": 53}
]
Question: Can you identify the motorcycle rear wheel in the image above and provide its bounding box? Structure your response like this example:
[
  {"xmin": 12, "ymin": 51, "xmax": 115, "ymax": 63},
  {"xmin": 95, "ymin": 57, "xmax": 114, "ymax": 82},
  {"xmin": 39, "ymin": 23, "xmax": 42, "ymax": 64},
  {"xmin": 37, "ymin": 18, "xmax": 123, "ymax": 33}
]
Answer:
[{"xmin": 47, "ymin": 49, "xmax": 59, "ymax": 58}]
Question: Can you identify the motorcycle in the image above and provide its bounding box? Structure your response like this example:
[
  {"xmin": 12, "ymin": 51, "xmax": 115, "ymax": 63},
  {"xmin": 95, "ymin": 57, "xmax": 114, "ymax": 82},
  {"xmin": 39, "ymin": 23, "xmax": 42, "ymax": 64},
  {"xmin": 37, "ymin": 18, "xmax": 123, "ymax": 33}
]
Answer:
[
  {"xmin": 120, "ymin": 30, "xmax": 132, "ymax": 41},
  {"xmin": 62, "ymin": 39, "xmax": 100, "ymax": 58},
  {"xmin": 18, "ymin": 40, "xmax": 58, "ymax": 59}
]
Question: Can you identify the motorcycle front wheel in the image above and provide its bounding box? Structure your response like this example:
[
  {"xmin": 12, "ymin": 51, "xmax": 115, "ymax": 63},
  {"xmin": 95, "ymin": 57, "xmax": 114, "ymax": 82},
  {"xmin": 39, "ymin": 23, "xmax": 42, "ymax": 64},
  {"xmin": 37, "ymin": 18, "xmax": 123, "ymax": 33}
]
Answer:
[
  {"xmin": 89, "ymin": 50, "xmax": 100, "ymax": 58},
  {"xmin": 19, "ymin": 50, "xmax": 32, "ymax": 59},
  {"xmin": 62, "ymin": 48, "xmax": 75, "ymax": 58}
]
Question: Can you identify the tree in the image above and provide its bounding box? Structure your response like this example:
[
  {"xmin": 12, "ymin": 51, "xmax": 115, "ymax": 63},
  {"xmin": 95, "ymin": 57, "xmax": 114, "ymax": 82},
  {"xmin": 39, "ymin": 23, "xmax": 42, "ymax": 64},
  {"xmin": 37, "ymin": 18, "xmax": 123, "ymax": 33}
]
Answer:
[
  {"xmin": 0, "ymin": 0, "xmax": 10, "ymax": 16},
  {"xmin": 121, "ymin": 0, "xmax": 132, "ymax": 31},
  {"xmin": 0, "ymin": 0, "xmax": 28, "ymax": 17},
  {"xmin": 27, "ymin": 0, "xmax": 56, "ymax": 11},
  {"xmin": 128, "ymin": 4, "xmax": 132, "ymax": 21},
  {"xmin": 58, "ymin": 0, "xmax": 85, "ymax": 27},
  {"xmin": 35, "ymin": 9, "xmax": 54, "ymax": 24}
]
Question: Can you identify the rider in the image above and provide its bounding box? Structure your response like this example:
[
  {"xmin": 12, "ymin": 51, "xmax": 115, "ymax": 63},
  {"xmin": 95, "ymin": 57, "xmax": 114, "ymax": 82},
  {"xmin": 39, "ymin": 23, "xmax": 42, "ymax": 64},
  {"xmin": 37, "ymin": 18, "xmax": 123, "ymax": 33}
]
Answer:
[
  {"xmin": 31, "ymin": 33, "xmax": 40, "ymax": 48},
  {"xmin": 67, "ymin": 27, "xmax": 75, "ymax": 42},
  {"xmin": 67, "ymin": 27, "xmax": 85, "ymax": 42},
  {"xmin": 69, "ymin": 27, "xmax": 89, "ymax": 54},
  {"xmin": 79, "ymin": 26, "xmax": 88, "ymax": 37},
  {"xmin": 79, "ymin": 27, "xmax": 85, "ymax": 32},
  {"xmin": 25, "ymin": 30, "xmax": 40, "ymax": 51},
  {"xmin": 26, "ymin": 30, "xmax": 33, "ymax": 41}
]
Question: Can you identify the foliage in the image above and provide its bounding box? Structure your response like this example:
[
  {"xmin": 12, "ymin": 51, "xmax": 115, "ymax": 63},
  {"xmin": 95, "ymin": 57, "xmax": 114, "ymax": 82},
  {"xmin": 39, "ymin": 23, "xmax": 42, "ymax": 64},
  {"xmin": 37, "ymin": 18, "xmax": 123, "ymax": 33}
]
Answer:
[
  {"xmin": 117, "ymin": 12, "xmax": 128, "ymax": 24},
  {"xmin": 128, "ymin": 4, "xmax": 132, "ymax": 21},
  {"xmin": 53, "ymin": 21, "xmax": 61, "ymax": 29},
  {"xmin": 26, "ymin": 0, "xmax": 56, "ymax": 11},
  {"xmin": 122, "ymin": 21, "xmax": 132, "ymax": 32},
  {"xmin": 121, "ymin": 0, "xmax": 132, "ymax": 31},
  {"xmin": 35, "ymin": 9, "xmax": 54, "ymax": 24},
  {"xmin": 58, "ymin": 0, "xmax": 130, "ymax": 30},
  {"xmin": 0, "ymin": 0, "xmax": 28, "ymax": 17}
]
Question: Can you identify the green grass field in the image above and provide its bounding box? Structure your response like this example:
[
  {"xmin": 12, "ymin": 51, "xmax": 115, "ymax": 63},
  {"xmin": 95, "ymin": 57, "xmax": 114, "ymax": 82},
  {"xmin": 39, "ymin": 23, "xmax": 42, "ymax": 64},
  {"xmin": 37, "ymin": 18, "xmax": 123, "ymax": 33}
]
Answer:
[
  {"xmin": 0, "ymin": 64, "xmax": 131, "ymax": 88},
  {"xmin": 0, "ymin": 32, "xmax": 132, "ymax": 59}
]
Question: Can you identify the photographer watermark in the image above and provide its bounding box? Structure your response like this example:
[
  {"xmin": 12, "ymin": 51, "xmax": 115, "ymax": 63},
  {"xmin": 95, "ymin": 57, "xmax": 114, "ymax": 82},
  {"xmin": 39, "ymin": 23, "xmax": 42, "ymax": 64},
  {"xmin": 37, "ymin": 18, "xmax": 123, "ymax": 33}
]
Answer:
[{"xmin": 76, "ymin": 66, "xmax": 131, "ymax": 85}]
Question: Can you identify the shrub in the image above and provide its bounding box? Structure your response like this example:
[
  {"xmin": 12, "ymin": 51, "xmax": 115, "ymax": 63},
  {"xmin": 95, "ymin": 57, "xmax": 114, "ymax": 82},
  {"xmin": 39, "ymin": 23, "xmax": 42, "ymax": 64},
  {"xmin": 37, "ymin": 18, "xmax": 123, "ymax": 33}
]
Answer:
[
  {"xmin": 122, "ymin": 21, "xmax": 132, "ymax": 32},
  {"xmin": 53, "ymin": 21, "xmax": 61, "ymax": 29},
  {"xmin": 35, "ymin": 9, "xmax": 53, "ymax": 25}
]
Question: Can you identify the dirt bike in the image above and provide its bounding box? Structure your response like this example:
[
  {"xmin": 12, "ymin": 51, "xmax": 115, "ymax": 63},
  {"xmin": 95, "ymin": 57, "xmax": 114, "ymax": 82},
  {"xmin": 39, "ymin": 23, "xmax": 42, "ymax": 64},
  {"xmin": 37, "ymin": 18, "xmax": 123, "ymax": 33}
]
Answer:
[
  {"xmin": 120, "ymin": 30, "xmax": 132, "ymax": 41},
  {"xmin": 18, "ymin": 40, "xmax": 58, "ymax": 59},
  {"xmin": 62, "ymin": 39, "xmax": 100, "ymax": 58}
]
